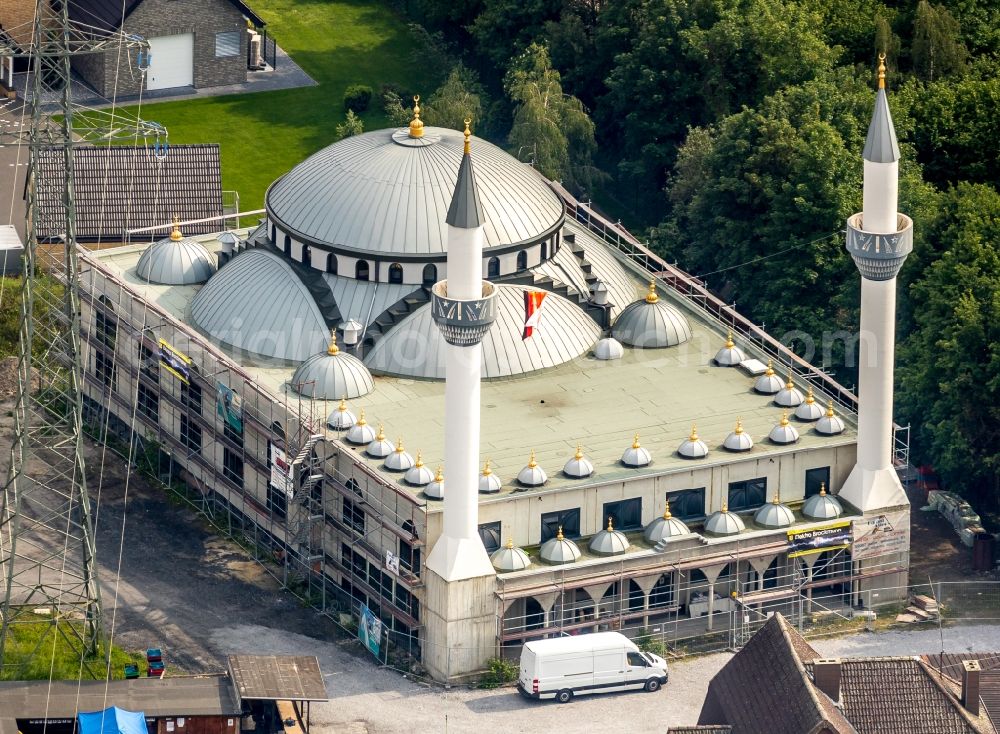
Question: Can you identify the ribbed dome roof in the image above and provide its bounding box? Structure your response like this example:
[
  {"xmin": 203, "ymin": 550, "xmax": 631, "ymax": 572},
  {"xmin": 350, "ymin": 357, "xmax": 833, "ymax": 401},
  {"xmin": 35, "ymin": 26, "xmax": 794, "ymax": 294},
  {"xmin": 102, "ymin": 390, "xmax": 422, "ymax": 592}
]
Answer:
[
  {"xmin": 367, "ymin": 424, "xmax": 393, "ymax": 458},
  {"xmin": 768, "ymin": 412, "xmax": 800, "ymax": 444},
  {"xmin": 191, "ymin": 249, "xmax": 327, "ymax": 364},
  {"xmin": 774, "ymin": 373, "xmax": 804, "ymax": 407},
  {"xmin": 705, "ymin": 506, "xmax": 746, "ymax": 536},
  {"xmin": 326, "ymin": 398, "xmax": 357, "ymax": 430},
  {"xmin": 816, "ymin": 401, "xmax": 846, "ymax": 435},
  {"xmin": 794, "ymin": 387, "xmax": 825, "ymax": 421},
  {"xmin": 612, "ymin": 282, "xmax": 692, "ymax": 348},
  {"xmin": 517, "ymin": 451, "xmax": 548, "ymax": 487},
  {"xmin": 424, "ymin": 466, "xmax": 445, "ymax": 499},
  {"xmin": 589, "ymin": 519, "xmax": 629, "ymax": 556},
  {"xmin": 345, "ymin": 409, "xmax": 376, "ymax": 445},
  {"xmin": 491, "ymin": 540, "xmax": 531, "ymax": 572},
  {"xmin": 539, "ymin": 529, "xmax": 581, "ymax": 565},
  {"xmin": 754, "ymin": 495, "xmax": 796, "ymax": 528},
  {"xmin": 291, "ymin": 333, "xmax": 375, "ymax": 400},
  {"xmin": 677, "ymin": 425, "xmax": 709, "ymax": 459},
  {"xmin": 265, "ymin": 126, "xmax": 563, "ymax": 258},
  {"xmin": 754, "ymin": 359, "xmax": 784, "ymax": 394},
  {"xmin": 644, "ymin": 503, "xmax": 691, "ymax": 543},
  {"xmin": 803, "ymin": 484, "xmax": 843, "ymax": 519},
  {"xmin": 621, "ymin": 434, "xmax": 652, "ymax": 467},
  {"xmin": 364, "ymin": 285, "xmax": 600, "ymax": 380},
  {"xmin": 479, "ymin": 459, "xmax": 502, "ymax": 494},
  {"xmin": 383, "ymin": 439, "xmax": 415, "ymax": 471},
  {"xmin": 723, "ymin": 419, "xmax": 754, "ymax": 452},
  {"xmin": 135, "ymin": 225, "xmax": 216, "ymax": 285},
  {"xmin": 563, "ymin": 445, "xmax": 594, "ymax": 478},
  {"xmin": 593, "ymin": 337, "xmax": 624, "ymax": 361},
  {"xmin": 713, "ymin": 330, "xmax": 746, "ymax": 367},
  {"xmin": 403, "ymin": 453, "xmax": 435, "ymax": 486}
]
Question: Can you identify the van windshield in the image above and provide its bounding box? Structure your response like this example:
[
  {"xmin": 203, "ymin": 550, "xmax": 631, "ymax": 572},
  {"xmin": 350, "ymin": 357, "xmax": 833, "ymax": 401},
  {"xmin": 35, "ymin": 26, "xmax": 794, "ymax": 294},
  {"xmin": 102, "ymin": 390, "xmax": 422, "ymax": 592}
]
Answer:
[{"xmin": 642, "ymin": 652, "xmax": 657, "ymax": 664}]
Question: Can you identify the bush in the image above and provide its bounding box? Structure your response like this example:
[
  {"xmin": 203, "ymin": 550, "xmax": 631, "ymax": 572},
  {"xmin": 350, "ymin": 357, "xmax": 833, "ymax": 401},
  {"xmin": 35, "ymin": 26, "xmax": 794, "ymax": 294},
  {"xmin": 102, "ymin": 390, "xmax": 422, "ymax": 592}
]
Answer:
[
  {"xmin": 336, "ymin": 110, "xmax": 364, "ymax": 140},
  {"xmin": 634, "ymin": 630, "xmax": 668, "ymax": 658},
  {"xmin": 479, "ymin": 656, "xmax": 518, "ymax": 688},
  {"xmin": 343, "ymin": 84, "xmax": 373, "ymax": 113}
]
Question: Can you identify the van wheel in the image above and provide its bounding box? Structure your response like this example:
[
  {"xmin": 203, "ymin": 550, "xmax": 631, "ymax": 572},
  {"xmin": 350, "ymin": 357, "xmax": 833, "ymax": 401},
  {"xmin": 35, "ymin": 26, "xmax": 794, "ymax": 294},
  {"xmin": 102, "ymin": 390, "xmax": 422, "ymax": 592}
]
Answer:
[
  {"xmin": 644, "ymin": 678, "xmax": 661, "ymax": 693},
  {"xmin": 556, "ymin": 689, "xmax": 573, "ymax": 704}
]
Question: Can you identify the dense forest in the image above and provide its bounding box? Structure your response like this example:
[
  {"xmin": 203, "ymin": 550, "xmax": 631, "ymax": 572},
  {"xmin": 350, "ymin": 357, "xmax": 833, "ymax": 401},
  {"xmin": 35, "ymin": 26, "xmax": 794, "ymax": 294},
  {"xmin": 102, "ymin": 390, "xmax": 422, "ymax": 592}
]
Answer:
[{"xmin": 387, "ymin": 0, "xmax": 1000, "ymax": 506}]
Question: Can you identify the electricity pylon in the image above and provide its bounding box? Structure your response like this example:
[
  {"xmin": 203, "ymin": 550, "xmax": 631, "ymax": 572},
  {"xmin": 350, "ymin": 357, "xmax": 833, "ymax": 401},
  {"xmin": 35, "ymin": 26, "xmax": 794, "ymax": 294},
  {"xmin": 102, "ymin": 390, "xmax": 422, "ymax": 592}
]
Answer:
[{"xmin": 0, "ymin": 0, "xmax": 163, "ymax": 677}]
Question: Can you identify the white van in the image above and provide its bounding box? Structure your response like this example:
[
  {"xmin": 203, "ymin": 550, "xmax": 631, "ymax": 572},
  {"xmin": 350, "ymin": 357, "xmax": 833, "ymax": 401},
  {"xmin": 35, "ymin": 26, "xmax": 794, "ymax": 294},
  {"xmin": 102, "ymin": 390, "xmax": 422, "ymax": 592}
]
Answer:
[{"xmin": 517, "ymin": 631, "xmax": 668, "ymax": 703}]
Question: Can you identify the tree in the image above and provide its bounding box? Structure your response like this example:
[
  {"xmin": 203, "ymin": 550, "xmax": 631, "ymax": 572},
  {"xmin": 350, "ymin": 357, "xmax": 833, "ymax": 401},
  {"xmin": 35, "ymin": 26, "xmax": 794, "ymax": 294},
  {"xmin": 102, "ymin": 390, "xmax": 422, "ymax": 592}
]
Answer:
[
  {"xmin": 897, "ymin": 182, "xmax": 1000, "ymax": 505},
  {"xmin": 911, "ymin": 1, "xmax": 967, "ymax": 81},
  {"xmin": 422, "ymin": 64, "xmax": 489, "ymax": 132},
  {"xmin": 336, "ymin": 110, "xmax": 364, "ymax": 140},
  {"xmin": 505, "ymin": 43, "xmax": 603, "ymax": 193},
  {"xmin": 382, "ymin": 90, "xmax": 416, "ymax": 128}
]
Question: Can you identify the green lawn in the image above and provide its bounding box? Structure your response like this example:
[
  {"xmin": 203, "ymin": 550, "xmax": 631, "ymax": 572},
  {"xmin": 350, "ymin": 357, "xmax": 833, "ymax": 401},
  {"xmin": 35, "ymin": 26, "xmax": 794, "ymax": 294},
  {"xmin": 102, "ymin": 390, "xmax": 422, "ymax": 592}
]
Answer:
[{"xmin": 125, "ymin": 0, "xmax": 433, "ymax": 211}]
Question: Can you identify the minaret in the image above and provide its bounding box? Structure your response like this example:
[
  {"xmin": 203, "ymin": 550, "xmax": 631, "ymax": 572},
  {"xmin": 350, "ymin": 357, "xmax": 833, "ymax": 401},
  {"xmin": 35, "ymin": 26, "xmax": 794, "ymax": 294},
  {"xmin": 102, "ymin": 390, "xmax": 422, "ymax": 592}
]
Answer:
[
  {"xmin": 839, "ymin": 55, "xmax": 913, "ymax": 512},
  {"xmin": 425, "ymin": 120, "xmax": 498, "ymax": 581}
]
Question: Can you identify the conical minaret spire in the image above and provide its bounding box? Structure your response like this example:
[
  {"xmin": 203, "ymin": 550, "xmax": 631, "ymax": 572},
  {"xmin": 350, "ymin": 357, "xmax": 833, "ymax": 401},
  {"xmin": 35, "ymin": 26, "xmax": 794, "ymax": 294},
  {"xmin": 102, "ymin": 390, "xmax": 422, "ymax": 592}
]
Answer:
[{"xmin": 841, "ymin": 54, "xmax": 913, "ymax": 513}]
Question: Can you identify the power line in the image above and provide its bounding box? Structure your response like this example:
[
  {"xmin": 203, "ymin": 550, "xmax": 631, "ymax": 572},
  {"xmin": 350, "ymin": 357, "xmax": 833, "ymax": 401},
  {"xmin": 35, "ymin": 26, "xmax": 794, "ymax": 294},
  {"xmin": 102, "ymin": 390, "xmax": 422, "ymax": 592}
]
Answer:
[{"xmin": 692, "ymin": 230, "xmax": 843, "ymax": 281}]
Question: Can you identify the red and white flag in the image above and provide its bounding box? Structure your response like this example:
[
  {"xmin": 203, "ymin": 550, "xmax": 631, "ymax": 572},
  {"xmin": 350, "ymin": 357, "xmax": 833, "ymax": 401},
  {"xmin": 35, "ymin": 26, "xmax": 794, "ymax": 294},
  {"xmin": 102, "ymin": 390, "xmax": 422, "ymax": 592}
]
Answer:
[{"xmin": 522, "ymin": 291, "xmax": 547, "ymax": 339}]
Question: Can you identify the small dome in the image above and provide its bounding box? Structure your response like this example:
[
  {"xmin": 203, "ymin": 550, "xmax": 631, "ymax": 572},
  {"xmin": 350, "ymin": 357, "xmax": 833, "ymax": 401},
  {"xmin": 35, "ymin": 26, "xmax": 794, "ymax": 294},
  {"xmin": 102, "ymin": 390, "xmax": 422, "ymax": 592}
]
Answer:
[
  {"xmin": 723, "ymin": 418, "xmax": 754, "ymax": 452},
  {"xmin": 403, "ymin": 452, "xmax": 435, "ymax": 486},
  {"xmin": 644, "ymin": 500, "xmax": 691, "ymax": 543},
  {"xmin": 563, "ymin": 445, "xmax": 594, "ymax": 478},
  {"xmin": 754, "ymin": 359, "xmax": 784, "ymax": 394},
  {"xmin": 539, "ymin": 527, "xmax": 581, "ymax": 565},
  {"xmin": 705, "ymin": 504, "xmax": 746, "ymax": 536},
  {"xmin": 367, "ymin": 423, "xmax": 394, "ymax": 458},
  {"xmin": 383, "ymin": 438, "xmax": 415, "ymax": 472},
  {"xmin": 611, "ymin": 281, "xmax": 692, "ymax": 348},
  {"xmin": 768, "ymin": 412, "xmax": 800, "ymax": 444},
  {"xmin": 424, "ymin": 465, "xmax": 445, "ymax": 499},
  {"xmin": 345, "ymin": 409, "xmax": 377, "ymax": 445},
  {"xmin": 794, "ymin": 387, "xmax": 825, "ymax": 421},
  {"xmin": 754, "ymin": 493, "xmax": 796, "ymax": 528},
  {"xmin": 815, "ymin": 401, "xmax": 846, "ymax": 435},
  {"xmin": 621, "ymin": 433, "xmax": 652, "ymax": 467},
  {"xmin": 135, "ymin": 220, "xmax": 216, "ymax": 285},
  {"xmin": 491, "ymin": 539, "xmax": 531, "ymax": 572},
  {"xmin": 479, "ymin": 459, "xmax": 502, "ymax": 494},
  {"xmin": 326, "ymin": 397, "xmax": 356, "ymax": 431},
  {"xmin": 803, "ymin": 483, "xmax": 843, "ymax": 519},
  {"xmin": 678, "ymin": 424, "xmax": 709, "ymax": 459},
  {"xmin": 589, "ymin": 518, "xmax": 630, "ymax": 556},
  {"xmin": 774, "ymin": 372, "xmax": 804, "ymax": 407},
  {"xmin": 517, "ymin": 450, "xmax": 548, "ymax": 487},
  {"xmin": 714, "ymin": 329, "xmax": 746, "ymax": 367},
  {"xmin": 292, "ymin": 332, "xmax": 375, "ymax": 400},
  {"xmin": 593, "ymin": 336, "xmax": 625, "ymax": 361}
]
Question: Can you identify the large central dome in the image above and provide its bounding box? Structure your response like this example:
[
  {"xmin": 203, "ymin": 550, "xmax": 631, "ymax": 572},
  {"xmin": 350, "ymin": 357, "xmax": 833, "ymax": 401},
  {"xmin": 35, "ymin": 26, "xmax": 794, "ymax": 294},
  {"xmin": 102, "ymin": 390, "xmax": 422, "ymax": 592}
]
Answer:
[{"xmin": 265, "ymin": 126, "xmax": 564, "ymax": 258}]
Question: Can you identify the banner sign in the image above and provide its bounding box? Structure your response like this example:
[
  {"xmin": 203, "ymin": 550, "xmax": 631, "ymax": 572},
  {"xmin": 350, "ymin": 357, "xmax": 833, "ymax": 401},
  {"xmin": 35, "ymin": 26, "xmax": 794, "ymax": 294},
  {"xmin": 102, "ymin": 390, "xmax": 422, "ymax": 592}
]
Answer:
[
  {"xmin": 385, "ymin": 550, "xmax": 400, "ymax": 575},
  {"xmin": 158, "ymin": 338, "xmax": 191, "ymax": 383},
  {"xmin": 359, "ymin": 603, "xmax": 382, "ymax": 658},
  {"xmin": 852, "ymin": 511, "xmax": 909, "ymax": 560},
  {"xmin": 216, "ymin": 382, "xmax": 243, "ymax": 433},
  {"xmin": 787, "ymin": 520, "xmax": 851, "ymax": 559},
  {"xmin": 269, "ymin": 442, "xmax": 293, "ymax": 499}
]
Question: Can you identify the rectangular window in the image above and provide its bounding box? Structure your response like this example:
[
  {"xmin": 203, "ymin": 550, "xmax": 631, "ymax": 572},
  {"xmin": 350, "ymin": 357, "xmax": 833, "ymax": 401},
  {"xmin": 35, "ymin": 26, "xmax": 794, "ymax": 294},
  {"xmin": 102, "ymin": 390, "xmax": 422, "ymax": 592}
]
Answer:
[
  {"xmin": 267, "ymin": 484, "xmax": 287, "ymax": 520},
  {"xmin": 667, "ymin": 488, "xmax": 706, "ymax": 522},
  {"xmin": 224, "ymin": 420, "xmax": 243, "ymax": 447},
  {"xmin": 136, "ymin": 382, "xmax": 159, "ymax": 423},
  {"xmin": 94, "ymin": 350, "xmax": 116, "ymax": 389},
  {"xmin": 181, "ymin": 380, "xmax": 202, "ymax": 414},
  {"xmin": 95, "ymin": 304, "xmax": 117, "ymax": 349},
  {"xmin": 223, "ymin": 446, "xmax": 243, "ymax": 488},
  {"xmin": 805, "ymin": 466, "xmax": 831, "ymax": 498},
  {"xmin": 395, "ymin": 585, "xmax": 414, "ymax": 616},
  {"xmin": 478, "ymin": 521, "xmax": 501, "ymax": 554},
  {"xmin": 343, "ymin": 496, "xmax": 365, "ymax": 534},
  {"xmin": 540, "ymin": 508, "xmax": 580, "ymax": 542},
  {"xmin": 603, "ymin": 497, "xmax": 643, "ymax": 531},
  {"xmin": 399, "ymin": 539, "xmax": 420, "ymax": 574},
  {"xmin": 180, "ymin": 414, "xmax": 202, "ymax": 453},
  {"xmin": 138, "ymin": 342, "xmax": 158, "ymax": 382},
  {"xmin": 215, "ymin": 31, "xmax": 240, "ymax": 58},
  {"xmin": 728, "ymin": 478, "xmax": 768, "ymax": 513}
]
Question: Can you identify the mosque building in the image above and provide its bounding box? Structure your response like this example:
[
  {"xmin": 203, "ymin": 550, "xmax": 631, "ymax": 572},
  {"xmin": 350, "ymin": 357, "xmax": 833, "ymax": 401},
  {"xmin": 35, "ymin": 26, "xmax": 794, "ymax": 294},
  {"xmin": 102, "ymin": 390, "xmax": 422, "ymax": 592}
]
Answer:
[{"xmin": 77, "ymin": 73, "xmax": 912, "ymax": 681}]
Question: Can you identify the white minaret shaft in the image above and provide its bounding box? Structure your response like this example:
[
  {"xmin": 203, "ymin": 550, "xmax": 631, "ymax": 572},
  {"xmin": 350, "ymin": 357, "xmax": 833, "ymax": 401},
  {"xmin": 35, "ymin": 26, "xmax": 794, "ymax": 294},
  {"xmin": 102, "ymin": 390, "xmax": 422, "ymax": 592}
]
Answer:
[
  {"xmin": 426, "ymin": 122, "xmax": 497, "ymax": 581},
  {"xmin": 840, "ymin": 56, "xmax": 912, "ymax": 512}
]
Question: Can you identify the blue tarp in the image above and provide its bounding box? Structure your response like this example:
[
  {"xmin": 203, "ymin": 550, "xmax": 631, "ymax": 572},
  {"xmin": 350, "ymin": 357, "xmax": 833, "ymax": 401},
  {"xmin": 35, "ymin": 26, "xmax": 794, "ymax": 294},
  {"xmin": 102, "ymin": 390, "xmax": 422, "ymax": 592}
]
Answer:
[{"xmin": 78, "ymin": 707, "xmax": 147, "ymax": 734}]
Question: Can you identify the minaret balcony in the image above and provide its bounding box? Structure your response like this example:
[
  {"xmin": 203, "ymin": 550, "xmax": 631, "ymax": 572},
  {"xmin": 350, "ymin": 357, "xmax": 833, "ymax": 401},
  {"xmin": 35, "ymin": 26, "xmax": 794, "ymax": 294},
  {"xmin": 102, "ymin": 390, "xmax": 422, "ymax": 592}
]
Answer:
[
  {"xmin": 845, "ymin": 212, "xmax": 913, "ymax": 281},
  {"xmin": 430, "ymin": 279, "xmax": 498, "ymax": 346}
]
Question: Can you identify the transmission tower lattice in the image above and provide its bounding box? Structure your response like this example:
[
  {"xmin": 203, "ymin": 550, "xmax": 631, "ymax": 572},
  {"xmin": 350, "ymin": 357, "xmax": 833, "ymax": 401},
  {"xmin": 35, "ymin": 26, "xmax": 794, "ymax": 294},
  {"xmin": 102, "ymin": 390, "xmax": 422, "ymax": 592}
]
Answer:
[{"xmin": 0, "ymin": 0, "xmax": 164, "ymax": 676}]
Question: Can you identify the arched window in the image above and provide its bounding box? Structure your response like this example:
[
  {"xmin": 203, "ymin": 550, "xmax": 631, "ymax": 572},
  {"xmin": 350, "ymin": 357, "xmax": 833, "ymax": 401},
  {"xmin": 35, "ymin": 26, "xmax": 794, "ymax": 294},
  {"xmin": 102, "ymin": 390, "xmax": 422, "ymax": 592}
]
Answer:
[
  {"xmin": 516, "ymin": 250, "xmax": 528, "ymax": 271},
  {"xmin": 356, "ymin": 260, "xmax": 369, "ymax": 281},
  {"xmin": 326, "ymin": 252, "xmax": 338, "ymax": 274},
  {"xmin": 540, "ymin": 241, "xmax": 548, "ymax": 261},
  {"xmin": 282, "ymin": 233, "xmax": 290, "ymax": 254},
  {"xmin": 389, "ymin": 263, "xmax": 404, "ymax": 284},
  {"xmin": 487, "ymin": 256, "xmax": 500, "ymax": 279},
  {"xmin": 422, "ymin": 263, "xmax": 437, "ymax": 286},
  {"xmin": 301, "ymin": 246, "xmax": 311, "ymax": 268}
]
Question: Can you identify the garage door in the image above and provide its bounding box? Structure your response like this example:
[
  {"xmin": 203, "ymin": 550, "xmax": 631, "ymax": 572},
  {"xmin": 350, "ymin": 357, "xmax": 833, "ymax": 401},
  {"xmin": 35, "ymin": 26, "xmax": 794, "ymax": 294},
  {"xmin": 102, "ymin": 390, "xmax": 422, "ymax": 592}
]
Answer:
[{"xmin": 146, "ymin": 33, "xmax": 194, "ymax": 91}]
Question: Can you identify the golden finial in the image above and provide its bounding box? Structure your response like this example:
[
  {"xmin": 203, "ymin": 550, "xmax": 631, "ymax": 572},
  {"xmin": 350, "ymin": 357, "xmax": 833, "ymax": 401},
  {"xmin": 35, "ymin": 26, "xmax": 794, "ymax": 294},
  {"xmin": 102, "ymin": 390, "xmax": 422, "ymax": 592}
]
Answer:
[
  {"xmin": 779, "ymin": 411, "xmax": 790, "ymax": 427},
  {"xmin": 527, "ymin": 450, "xmax": 538, "ymax": 468},
  {"xmin": 607, "ymin": 516, "xmax": 614, "ymax": 532},
  {"xmin": 632, "ymin": 433, "xmax": 642, "ymax": 449},
  {"xmin": 556, "ymin": 526, "xmax": 565, "ymax": 541},
  {"xmin": 689, "ymin": 423, "xmax": 699, "ymax": 441},
  {"xmin": 574, "ymin": 444, "xmax": 584, "ymax": 460},
  {"xmin": 645, "ymin": 280, "xmax": 659, "ymax": 303},
  {"xmin": 663, "ymin": 499, "xmax": 672, "ymax": 519},
  {"xmin": 414, "ymin": 452, "xmax": 424, "ymax": 467},
  {"xmin": 356, "ymin": 408, "xmax": 367, "ymax": 426},
  {"xmin": 819, "ymin": 482, "xmax": 827, "ymax": 496},
  {"xmin": 395, "ymin": 437, "xmax": 405, "ymax": 452},
  {"xmin": 734, "ymin": 417, "xmax": 744, "ymax": 434},
  {"xmin": 482, "ymin": 458, "xmax": 492, "ymax": 476},
  {"xmin": 765, "ymin": 358, "xmax": 775, "ymax": 376},
  {"xmin": 877, "ymin": 53, "xmax": 886, "ymax": 90},
  {"xmin": 409, "ymin": 95, "xmax": 424, "ymax": 138},
  {"xmin": 725, "ymin": 329, "xmax": 734, "ymax": 349},
  {"xmin": 826, "ymin": 400, "xmax": 836, "ymax": 417},
  {"xmin": 721, "ymin": 502, "xmax": 729, "ymax": 513},
  {"xmin": 772, "ymin": 487, "xmax": 781, "ymax": 504},
  {"xmin": 337, "ymin": 396, "xmax": 348, "ymax": 412},
  {"xmin": 375, "ymin": 423, "xmax": 385, "ymax": 441},
  {"xmin": 506, "ymin": 539, "xmax": 514, "ymax": 550},
  {"xmin": 805, "ymin": 386, "xmax": 815, "ymax": 404},
  {"xmin": 327, "ymin": 330, "xmax": 340, "ymax": 355},
  {"xmin": 786, "ymin": 371, "xmax": 795, "ymax": 390},
  {"xmin": 169, "ymin": 215, "xmax": 183, "ymax": 241},
  {"xmin": 434, "ymin": 465, "xmax": 444, "ymax": 482},
  {"xmin": 463, "ymin": 118, "xmax": 472, "ymax": 155}
]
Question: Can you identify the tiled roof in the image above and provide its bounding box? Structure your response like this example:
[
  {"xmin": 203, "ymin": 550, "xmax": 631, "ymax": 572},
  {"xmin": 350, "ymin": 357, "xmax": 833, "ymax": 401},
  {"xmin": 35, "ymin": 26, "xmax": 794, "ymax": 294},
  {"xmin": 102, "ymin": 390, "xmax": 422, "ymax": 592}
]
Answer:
[
  {"xmin": 36, "ymin": 144, "xmax": 222, "ymax": 243},
  {"xmin": 698, "ymin": 614, "xmax": 855, "ymax": 734},
  {"xmin": 923, "ymin": 655, "xmax": 1000, "ymax": 733},
  {"xmin": 668, "ymin": 727, "xmax": 733, "ymax": 733},
  {"xmin": 67, "ymin": 0, "xmax": 264, "ymax": 31}
]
